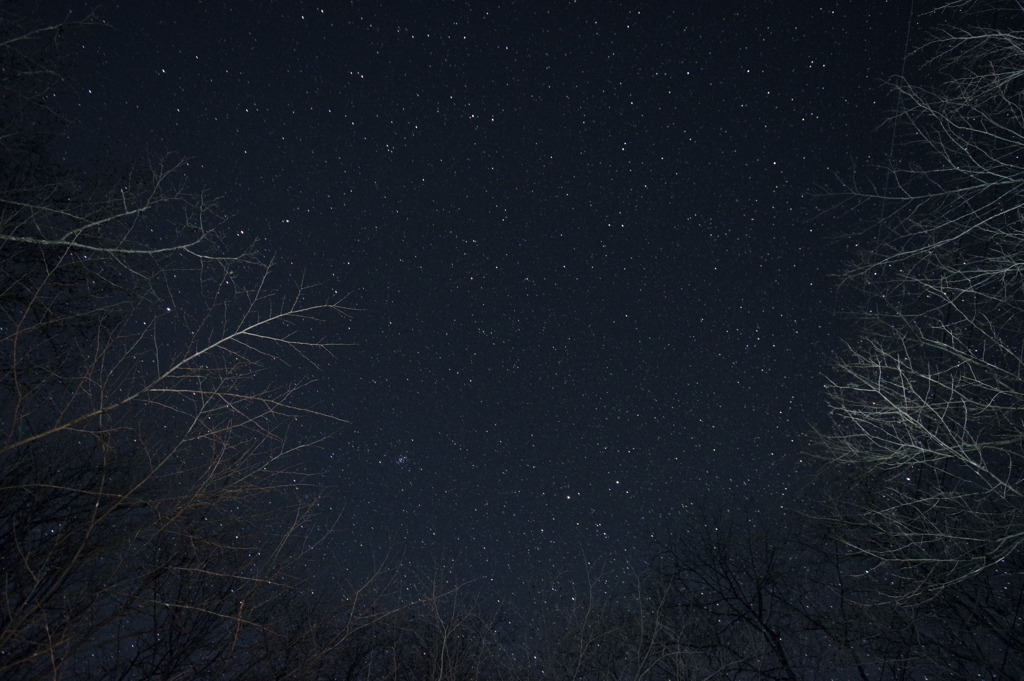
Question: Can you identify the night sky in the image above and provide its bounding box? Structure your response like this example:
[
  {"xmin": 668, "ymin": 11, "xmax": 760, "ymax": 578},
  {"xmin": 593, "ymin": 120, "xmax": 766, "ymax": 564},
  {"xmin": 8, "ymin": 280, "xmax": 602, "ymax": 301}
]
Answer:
[{"xmin": 38, "ymin": 1, "xmax": 917, "ymax": 598}]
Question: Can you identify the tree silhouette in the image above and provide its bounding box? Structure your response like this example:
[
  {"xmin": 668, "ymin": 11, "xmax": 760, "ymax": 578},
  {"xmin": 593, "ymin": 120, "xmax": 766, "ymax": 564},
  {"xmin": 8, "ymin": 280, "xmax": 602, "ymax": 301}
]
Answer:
[
  {"xmin": 819, "ymin": 4, "xmax": 1024, "ymax": 677},
  {"xmin": 0, "ymin": 11, "xmax": 354, "ymax": 679}
]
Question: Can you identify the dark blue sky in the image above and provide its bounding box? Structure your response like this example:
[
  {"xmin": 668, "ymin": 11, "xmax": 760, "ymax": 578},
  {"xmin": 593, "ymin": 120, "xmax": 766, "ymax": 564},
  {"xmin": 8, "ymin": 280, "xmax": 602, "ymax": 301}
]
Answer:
[{"xmin": 40, "ymin": 0, "xmax": 917, "ymax": 596}]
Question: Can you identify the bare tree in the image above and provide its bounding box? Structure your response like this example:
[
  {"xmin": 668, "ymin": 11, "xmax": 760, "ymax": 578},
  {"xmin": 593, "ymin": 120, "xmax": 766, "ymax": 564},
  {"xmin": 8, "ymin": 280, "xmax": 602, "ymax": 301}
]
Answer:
[
  {"xmin": 646, "ymin": 508, "xmax": 853, "ymax": 681},
  {"xmin": 0, "ymin": 12, "xmax": 356, "ymax": 680},
  {"xmin": 817, "ymin": 5, "xmax": 1024, "ymax": 677}
]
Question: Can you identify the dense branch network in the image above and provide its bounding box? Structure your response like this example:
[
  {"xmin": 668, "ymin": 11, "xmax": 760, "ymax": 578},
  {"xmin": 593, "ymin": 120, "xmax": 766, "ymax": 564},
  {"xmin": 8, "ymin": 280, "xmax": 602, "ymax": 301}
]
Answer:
[{"xmin": 823, "ymin": 12, "xmax": 1024, "ymax": 598}]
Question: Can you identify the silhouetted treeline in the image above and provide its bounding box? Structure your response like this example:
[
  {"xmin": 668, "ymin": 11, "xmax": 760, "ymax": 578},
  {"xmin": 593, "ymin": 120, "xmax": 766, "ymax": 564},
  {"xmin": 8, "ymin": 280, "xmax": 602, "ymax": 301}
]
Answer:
[{"xmin": 2, "ymin": 3, "xmax": 1023, "ymax": 679}]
